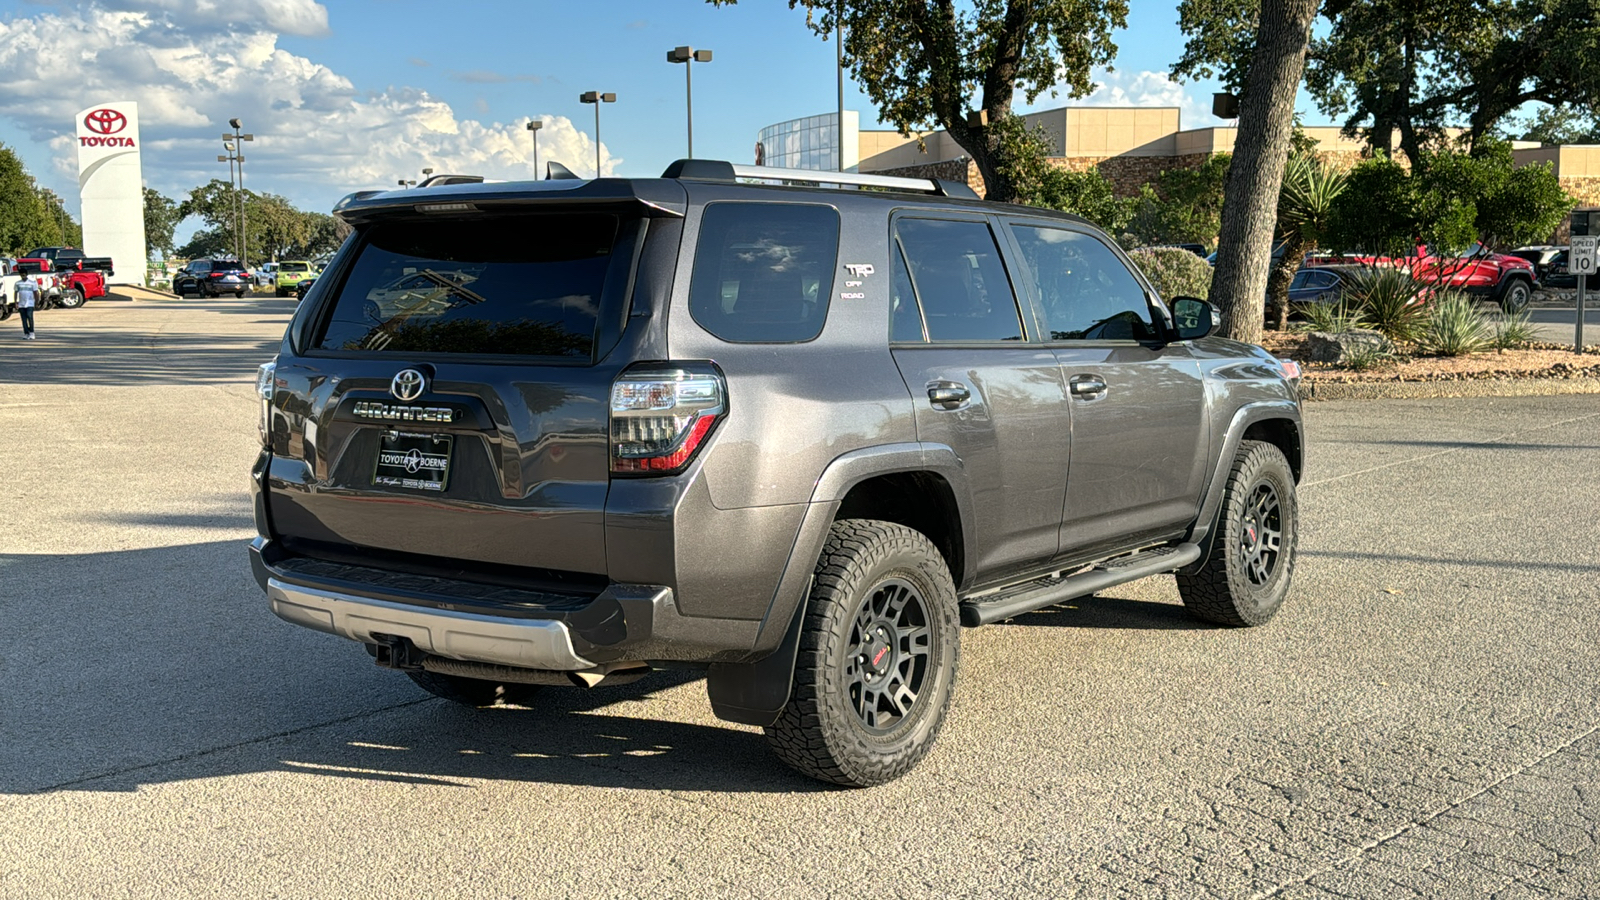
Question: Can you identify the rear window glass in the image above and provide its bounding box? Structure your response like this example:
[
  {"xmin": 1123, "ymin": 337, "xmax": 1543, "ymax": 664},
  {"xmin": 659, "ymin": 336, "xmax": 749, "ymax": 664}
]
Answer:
[
  {"xmin": 315, "ymin": 214, "xmax": 618, "ymax": 357},
  {"xmin": 281, "ymin": 263, "xmax": 310, "ymax": 273},
  {"xmin": 689, "ymin": 202, "xmax": 840, "ymax": 343}
]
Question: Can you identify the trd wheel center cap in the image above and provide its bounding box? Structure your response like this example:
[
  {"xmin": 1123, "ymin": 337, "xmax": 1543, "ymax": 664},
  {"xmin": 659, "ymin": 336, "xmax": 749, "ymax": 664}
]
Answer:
[{"xmin": 865, "ymin": 628, "xmax": 894, "ymax": 677}]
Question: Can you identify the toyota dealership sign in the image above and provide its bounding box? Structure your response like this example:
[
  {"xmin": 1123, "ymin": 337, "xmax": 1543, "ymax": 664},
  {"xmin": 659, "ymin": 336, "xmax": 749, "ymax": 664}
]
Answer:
[
  {"xmin": 75, "ymin": 101, "xmax": 146, "ymax": 284},
  {"xmin": 80, "ymin": 108, "xmax": 137, "ymax": 148}
]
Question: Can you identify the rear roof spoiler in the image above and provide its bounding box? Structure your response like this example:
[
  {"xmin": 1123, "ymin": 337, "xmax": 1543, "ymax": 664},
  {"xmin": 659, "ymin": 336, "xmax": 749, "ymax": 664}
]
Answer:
[{"xmin": 660, "ymin": 158, "xmax": 980, "ymax": 200}]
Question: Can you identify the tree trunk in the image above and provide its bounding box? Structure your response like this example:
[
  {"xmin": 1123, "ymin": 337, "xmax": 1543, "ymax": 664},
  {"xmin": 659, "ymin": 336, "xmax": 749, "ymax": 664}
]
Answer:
[
  {"xmin": 1265, "ymin": 234, "xmax": 1310, "ymax": 330},
  {"xmin": 1208, "ymin": 0, "xmax": 1320, "ymax": 345}
]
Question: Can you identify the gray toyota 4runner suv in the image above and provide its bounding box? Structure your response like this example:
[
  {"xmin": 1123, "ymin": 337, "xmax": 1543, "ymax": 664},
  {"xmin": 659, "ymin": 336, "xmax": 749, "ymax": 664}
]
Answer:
[{"xmin": 250, "ymin": 159, "xmax": 1304, "ymax": 787}]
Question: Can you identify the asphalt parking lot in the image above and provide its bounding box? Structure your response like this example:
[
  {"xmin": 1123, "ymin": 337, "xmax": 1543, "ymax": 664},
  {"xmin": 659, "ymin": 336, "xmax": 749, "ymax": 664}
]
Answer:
[
  {"xmin": 1527, "ymin": 305, "xmax": 1600, "ymax": 346},
  {"xmin": 1, "ymin": 296, "xmax": 1596, "ymax": 899}
]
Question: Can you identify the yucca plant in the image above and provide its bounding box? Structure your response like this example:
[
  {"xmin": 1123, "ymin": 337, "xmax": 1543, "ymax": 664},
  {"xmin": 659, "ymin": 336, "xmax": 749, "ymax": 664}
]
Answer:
[
  {"xmin": 1266, "ymin": 155, "xmax": 1350, "ymax": 330},
  {"xmin": 1294, "ymin": 298, "xmax": 1367, "ymax": 334},
  {"xmin": 1488, "ymin": 307, "xmax": 1538, "ymax": 351},
  {"xmin": 1417, "ymin": 292, "xmax": 1493, "ymax": 356},
  {"xmin": 1342, "ymin": 266, "xmax": 1429, "ymax": 343}
]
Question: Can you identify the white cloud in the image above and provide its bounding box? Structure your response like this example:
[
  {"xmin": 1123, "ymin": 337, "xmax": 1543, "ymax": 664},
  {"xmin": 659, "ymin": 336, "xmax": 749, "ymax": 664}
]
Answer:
[
  {"xmin": 1078, "ymin": 68, "xmax": 1225, "ymax": 130},
  {"xmin": 0, "ymin": 3, "xmax": 617, "ymax": 216}
]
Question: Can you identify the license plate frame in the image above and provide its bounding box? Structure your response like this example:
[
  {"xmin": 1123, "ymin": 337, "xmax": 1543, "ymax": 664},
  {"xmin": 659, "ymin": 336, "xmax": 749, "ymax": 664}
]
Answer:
[{"xmin": 372, "ymin": 431, "xmax": 453, "ymax": 492}]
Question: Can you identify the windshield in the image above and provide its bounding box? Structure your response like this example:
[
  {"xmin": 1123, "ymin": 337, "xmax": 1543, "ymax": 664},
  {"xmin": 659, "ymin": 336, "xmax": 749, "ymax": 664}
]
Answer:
[{"xmin": 314, "ymin": 213, "xmax": 620, "ymax": 358}]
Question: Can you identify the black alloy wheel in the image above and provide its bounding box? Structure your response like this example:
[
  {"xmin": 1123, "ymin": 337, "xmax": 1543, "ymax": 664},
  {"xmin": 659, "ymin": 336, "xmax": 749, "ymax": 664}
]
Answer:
[
  {"xmin": 845, "ymin": 578, "xmax": 933, "ymax": 733},
  {"xmin": 1238, "ymin": 482, "xmax": 1283, "ymax": 587}
]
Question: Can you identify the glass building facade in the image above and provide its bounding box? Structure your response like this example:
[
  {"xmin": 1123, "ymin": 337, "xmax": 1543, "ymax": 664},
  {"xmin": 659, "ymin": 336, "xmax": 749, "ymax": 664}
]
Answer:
[{"xmin": 755, "ymin": 111, "xmax": 860, "ymax": 171}]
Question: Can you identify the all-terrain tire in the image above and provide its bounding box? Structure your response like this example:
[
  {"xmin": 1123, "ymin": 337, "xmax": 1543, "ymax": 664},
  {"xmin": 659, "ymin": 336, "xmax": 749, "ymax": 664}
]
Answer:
[
  {"xmin": 1176, "ymin": 440, "xmax": 1298, "ymax": 626},
  {"xmin": 765, "ymin": 519, "xmax": 960, "ymax": 788},
  {"xmin": 59, "ymin": 289, "xmax": 84, "ymax": 309},
  {"xmin": 0, "ymin": 303, "xmax": 10, "ymax": 321},
  {"xmin": 405, "ymin": 670, "xmax": 542, "ymax": 707}
]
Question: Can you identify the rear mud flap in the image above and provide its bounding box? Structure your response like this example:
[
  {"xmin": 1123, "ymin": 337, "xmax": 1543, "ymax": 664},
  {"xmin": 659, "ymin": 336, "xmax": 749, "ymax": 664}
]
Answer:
[{"xmin": 705, "ymin": 596, "xmax": 807, "ymax": 727}]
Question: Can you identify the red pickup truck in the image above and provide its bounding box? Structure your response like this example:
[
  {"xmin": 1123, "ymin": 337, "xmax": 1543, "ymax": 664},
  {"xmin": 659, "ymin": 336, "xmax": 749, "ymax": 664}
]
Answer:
[
  {"xmin": 18, "ymin": 246, "xmax": 114, "ymax": 306},
  {"xmin": 1405, "ymin": 248, "xmax": 1537, "ymax": 312}
]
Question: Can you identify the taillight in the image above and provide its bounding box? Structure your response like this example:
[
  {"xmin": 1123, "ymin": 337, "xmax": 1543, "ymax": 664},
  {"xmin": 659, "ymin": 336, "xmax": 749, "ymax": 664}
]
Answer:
[
  {"xmin": 256, "ymin": 359, "xmax": 277, "ymax": 446},
  {"xmin": 609, "ymin": 366, "xmax": 725, "ymax": 475}
]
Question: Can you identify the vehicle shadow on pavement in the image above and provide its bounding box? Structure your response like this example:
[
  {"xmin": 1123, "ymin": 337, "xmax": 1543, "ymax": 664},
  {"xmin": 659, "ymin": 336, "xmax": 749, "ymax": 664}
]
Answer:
[
  {"xmin": 1005, "ymin": 594, "xmax": 1216, "ymax": 630},
  {"xmin": 88, "ymin": 680, "xmax": 830, "ymax": 796},
  {"xmin": 0, "ymin": 540, "xmax": 827, "ymax": 796}
]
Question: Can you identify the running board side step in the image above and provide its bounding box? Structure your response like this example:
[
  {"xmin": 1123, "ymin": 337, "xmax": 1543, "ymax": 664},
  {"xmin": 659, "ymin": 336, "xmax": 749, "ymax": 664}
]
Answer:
[{"xmin": 958, "ymin": 543, "xmax": 1202, "ymax": 626}]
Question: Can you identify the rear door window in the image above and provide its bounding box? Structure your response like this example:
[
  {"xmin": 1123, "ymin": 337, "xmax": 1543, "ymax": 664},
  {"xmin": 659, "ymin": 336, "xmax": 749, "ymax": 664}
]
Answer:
[
  {"xmin": 894, "ymin": 218, "xmax": 1024, "ymax": 342},
  {"xmin": 314, "ymin": 214, "xmax": 620, "ymax": 358},
  {"xmin": 689, "ymin": 202, "xmax": 840, "ymax": 343}
]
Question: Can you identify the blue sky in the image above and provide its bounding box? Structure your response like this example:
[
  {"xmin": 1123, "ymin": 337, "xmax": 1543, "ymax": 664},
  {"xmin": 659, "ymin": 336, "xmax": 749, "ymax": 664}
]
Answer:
[{"xmin": 0, "ymin": 0, "xmax": 1276, "ymax": 228}]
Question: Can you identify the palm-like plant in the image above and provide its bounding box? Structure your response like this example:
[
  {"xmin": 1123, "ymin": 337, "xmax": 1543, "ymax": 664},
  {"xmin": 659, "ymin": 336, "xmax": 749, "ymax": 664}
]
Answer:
[{"xmin": 1266, "ymin": 155, "xmax": 1349, "ymax": 330}]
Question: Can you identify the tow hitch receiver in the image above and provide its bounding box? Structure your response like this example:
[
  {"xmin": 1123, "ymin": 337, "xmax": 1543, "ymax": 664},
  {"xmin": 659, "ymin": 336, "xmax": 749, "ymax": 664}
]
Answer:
[{"xmin": 366, "ymin": 634, "xmax": 426, "ymax": 671}]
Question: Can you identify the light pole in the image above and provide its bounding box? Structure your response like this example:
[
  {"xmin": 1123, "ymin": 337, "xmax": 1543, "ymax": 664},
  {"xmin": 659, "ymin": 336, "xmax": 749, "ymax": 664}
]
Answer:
[
  {"xmin": 397, "ymin": 179, "xmax": 417, "ymax": 188},
  {"xmin": 219, "ymin": 119, "xmax": 253, "ymax": 265},
  {"xmin": 421, "ymin": 167, "xmax": 434, "ymax": 183},
  {"xmin": 667, "ymin": 47, "xmax": 712, "ymax": 159},
  {"xmin": 578, "ymin": 92, "xmax": 615, "ymax": 177},
  {"xmin": 835, "ymin": 0, "xmax": 845, "ymax": 172},
  {"xmin": 531, "ymin": 119, "xmax": 550, "ymax": 175}
]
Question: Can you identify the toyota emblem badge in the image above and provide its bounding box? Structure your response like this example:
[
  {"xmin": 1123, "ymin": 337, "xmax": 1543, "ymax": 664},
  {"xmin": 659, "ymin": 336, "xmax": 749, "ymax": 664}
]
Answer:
[
  {"xmin": 390, "ymin": 369, "xmax": 427, "ymax": 401},
  {"xmin": 84, "ymin": 108, "xmax": 128, "ymax": 135}
]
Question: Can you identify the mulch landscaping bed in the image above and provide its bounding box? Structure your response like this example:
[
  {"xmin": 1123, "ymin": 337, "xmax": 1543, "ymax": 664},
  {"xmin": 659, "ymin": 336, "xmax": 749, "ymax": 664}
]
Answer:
[{"xmin": 1258, "ymin": 332, "xmax": 1600, "ymax": 400}]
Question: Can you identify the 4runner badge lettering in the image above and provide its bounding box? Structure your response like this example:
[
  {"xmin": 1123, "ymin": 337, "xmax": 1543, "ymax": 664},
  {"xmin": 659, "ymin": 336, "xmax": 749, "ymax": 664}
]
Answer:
[{"xmin": 353, "ymin": 401, "xmax": 458, "ymax": 423}]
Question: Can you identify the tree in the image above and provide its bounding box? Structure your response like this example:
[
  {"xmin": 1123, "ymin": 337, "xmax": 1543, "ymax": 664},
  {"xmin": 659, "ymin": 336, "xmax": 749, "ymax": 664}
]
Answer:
[
  {"xmin": 1328, "ymin": 140, "xmax": 1573, "ymax": 255},
  {"xmin": 1266, "ymin": 154, "xmax": 1347, "ymax": 329},
  {"xmin": 1517, "ymin": 104, "xmax": 1600, "ymax": 145},
  {"xmin": 0, "ymin": 144, "xmax": 55, "ymax": 255},
  {"xmin": 712, "ymin": 0, "xmax": 1129, "ymax": 203},
  {"xmin": 1125, "ymin": 154, "xmax": 1231, "ymax": 248},
  {"xmin": 1187, "ymin": 0, "xmax": 1321, "ymax": 344},
  {"xmin": 144, "ymin": 188, "xmax": 181, "ymax": 258},
  {"xmin": 1302, "ymin": 0, "xmax": 1487, "ymax": 163},
  {"xmin": 988, "ymin": 114, "xmax": 1134, "ymax": 232}
]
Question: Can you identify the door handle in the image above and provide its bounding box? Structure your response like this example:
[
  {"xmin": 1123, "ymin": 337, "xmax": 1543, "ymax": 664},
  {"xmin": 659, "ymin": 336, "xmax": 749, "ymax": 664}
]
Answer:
[
  {"xmin": 927, "ymin": 381, "xmax": 971, "ymax": 409},
  {"xmin": 1069, "ymin": 374, "xmax": 1108, "ymax": 397}
]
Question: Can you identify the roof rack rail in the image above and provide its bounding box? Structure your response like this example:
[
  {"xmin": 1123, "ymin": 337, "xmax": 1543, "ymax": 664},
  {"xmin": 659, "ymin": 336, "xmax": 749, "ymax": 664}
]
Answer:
[{"xmin": 726, "ymin": 163, "xmax": 978, "ymax": 199}]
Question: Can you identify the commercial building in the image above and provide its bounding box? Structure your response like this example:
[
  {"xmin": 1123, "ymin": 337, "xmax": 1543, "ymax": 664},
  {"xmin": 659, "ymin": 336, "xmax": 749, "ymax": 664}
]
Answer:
[{"xmin": 758, "ymin": 106, "xmax": 1588, "ymax": 210}]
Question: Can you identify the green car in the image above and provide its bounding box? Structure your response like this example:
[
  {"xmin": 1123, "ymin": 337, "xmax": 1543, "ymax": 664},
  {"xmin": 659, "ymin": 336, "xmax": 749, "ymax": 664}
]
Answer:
[{"xmin": 275, "ymin": 261, "xmax": 315, "ymax": 297}]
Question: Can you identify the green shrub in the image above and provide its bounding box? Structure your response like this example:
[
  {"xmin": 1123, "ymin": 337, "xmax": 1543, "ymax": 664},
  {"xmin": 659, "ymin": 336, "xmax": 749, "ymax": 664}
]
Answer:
[
  {"xmin": 1127, "ymin": 247, "xmax": 1214, "ymax": 303},
  {"xmin": 1343, "ymin": 343, "xmax": 1395, "ymax": 372},
  {"xmin": 1342, "ymin": 266, "xmax": 1428, "ymax": 342},
  {"xmin": 1489, "ymin": 307, "xmax": 1538, "ymax": 350},
  {"xmin": 1417, "ymin": 292, "xmax": 1493, "ymax": 356},
  {"xmin": 1294, "ymin": 299, "xmax": 1367, "ymax": 334}
]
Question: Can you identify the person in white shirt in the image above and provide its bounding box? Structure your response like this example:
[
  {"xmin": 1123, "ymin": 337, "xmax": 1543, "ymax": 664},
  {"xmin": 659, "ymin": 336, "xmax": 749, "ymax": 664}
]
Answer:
[{"xmin": 15, "ymin": 275, "xmax": 39, "ymax": 339}]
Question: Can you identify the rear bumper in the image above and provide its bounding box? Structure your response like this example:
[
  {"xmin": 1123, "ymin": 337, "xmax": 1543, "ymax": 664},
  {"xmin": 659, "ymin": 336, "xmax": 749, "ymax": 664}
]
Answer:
[
  {"xmin": 250, "ymin": 537, "xmax": 761, "ymax": 668},
  {"xmin": 266, "ymin": 577, "xmax": 598, "ymax": 670}
]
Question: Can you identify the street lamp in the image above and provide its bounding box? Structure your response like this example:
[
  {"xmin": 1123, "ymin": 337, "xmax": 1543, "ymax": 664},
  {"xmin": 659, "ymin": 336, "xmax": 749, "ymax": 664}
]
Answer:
[
  {"xmin": 421, "ymin": 167, "xmax": 434, "ymax": 182},
  {"xmin": 220, "ymin": 119, "xmax": 253, "ymax": 266},
  {"xmin": 397, "ymin": 179, "xmax": 417, "ymax": 188},
  {"xmin": 667, "ymin": 46, "xmax": 712, "ymax": 158},
  {"xmin": 578, "ymin": 91, "xmax": 615, "ymax": 177},
  {"xmin": 525, "ymin": 119, "xmax": 543, "ymax": 176}
]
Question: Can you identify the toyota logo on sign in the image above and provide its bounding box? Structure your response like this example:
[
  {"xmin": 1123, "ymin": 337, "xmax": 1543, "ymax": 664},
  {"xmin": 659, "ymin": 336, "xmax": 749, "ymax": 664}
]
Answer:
[{"xmin": 84, "ymin": 109, "xmax": 128, "ymax": 135}]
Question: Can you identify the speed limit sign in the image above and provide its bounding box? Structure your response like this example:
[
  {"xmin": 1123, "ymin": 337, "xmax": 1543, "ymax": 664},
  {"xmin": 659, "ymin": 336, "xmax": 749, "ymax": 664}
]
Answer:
[{"xmin": 1573, "ymin": 235, "xmax": 1598, "ymax": 275}]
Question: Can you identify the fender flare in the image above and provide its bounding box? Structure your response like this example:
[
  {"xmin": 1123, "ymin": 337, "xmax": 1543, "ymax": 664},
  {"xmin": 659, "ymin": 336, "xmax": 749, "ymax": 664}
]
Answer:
[
  {"xmin": 1180, "ymin": 400, "xmax": 1303, "ymax": 574},
  {"xmin": 705, "ymin": 442, "xmax": 974, "ymax": 727}
]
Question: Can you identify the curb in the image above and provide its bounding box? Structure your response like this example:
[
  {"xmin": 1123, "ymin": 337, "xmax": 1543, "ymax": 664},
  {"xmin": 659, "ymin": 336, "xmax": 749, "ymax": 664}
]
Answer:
[{"xmin": 1302, "ymin": 376, "xmax": 1600, "ymax": 401}]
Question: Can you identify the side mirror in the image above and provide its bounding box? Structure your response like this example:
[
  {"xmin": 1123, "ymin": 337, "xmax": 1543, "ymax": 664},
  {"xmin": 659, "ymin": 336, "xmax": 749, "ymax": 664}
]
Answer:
[{"xmin": 1170, "ymin": 296, "xmax": 1218, "ymax": 341}]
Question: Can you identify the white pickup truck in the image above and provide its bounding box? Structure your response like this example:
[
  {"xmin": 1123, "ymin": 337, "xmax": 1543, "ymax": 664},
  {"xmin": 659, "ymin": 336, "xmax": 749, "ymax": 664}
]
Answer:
[{"xmin": 1, "ymin": 265, "xmax": 60, "ymax": 321}]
